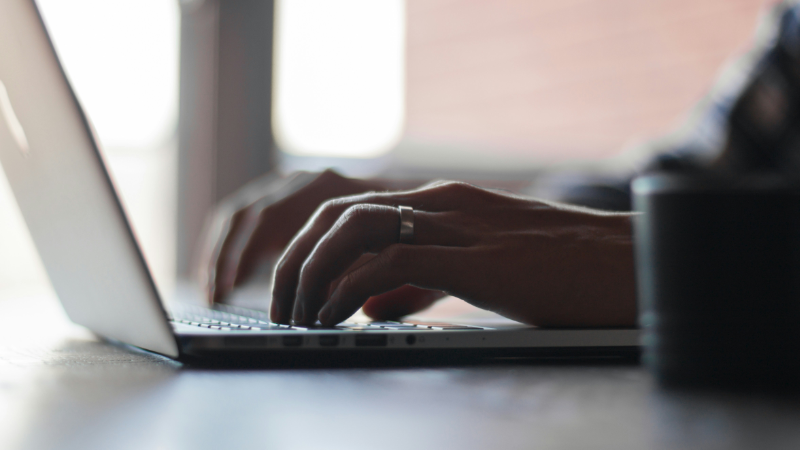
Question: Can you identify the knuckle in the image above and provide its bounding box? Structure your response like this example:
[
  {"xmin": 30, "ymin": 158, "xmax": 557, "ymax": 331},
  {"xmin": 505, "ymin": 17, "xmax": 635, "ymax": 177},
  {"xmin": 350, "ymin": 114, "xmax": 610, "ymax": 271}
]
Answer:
[
  {"xmin": 214, "ymin": 201, "xmax": 240, "ymax": 219},
  {"xmin": 318, "ymin": 168, "xmax": 344, "ymax": 182},
  {"xmin": 342, "ymin": 203, "xmax": 370, "ymax": 217},
  {"xmin": 434, "ymin": 181, "xmax": 474, "ymax": 197},
  {"xmin": 317, "ymin": 198, "xmax": 345, "ymax": 221},
  {"xmin": 444, "ymin": 181, "xmax": 473, "ymax": 192},
  {"xmin": 256, "ymin": 205, "xmax": 273, "ymax": 224},
  {"xmin": 431, "ymin": 181, "xmax": 485, "ymax": 207},
  {"xmin": 421, "ymin": 179, "xmax": 452, "ymax": 190},
  {"xmin": 226, "ymin": 208, "xmax": 246, "ymax": 225},
  {"xmin": 338, "ymin": 204, "xmax": 373, "ymax": 229},
  {"xmin": 235, "ymin": 205, "xmax": 261, "ymax": 228}
]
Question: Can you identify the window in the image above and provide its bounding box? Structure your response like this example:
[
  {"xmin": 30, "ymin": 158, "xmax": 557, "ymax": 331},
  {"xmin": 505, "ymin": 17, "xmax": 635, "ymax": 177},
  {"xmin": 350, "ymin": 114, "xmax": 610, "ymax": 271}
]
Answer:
[
  {"xmin": 273, "ymin": 0, "xmax": 769, "ymax": 173},
  {"xmin": 273, "ymin": 0, "xmax": 405, "ymax": 158},
  {"xmin": 0, "ymin": 0, "xmax": 180, "ymax": 292}
]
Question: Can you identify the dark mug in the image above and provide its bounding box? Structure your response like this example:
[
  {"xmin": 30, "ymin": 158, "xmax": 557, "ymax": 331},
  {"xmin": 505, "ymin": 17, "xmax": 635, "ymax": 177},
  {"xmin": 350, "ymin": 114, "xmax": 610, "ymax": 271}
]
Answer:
[{"xmin": 632, "ymin": 174, "xmax": 800, "ymax": 390}]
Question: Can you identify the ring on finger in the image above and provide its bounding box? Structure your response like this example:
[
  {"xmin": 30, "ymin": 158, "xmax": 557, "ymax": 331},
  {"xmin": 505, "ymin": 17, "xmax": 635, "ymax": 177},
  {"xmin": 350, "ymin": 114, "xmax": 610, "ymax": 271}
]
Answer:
[{"xmin": 398, "ymin": 205, "xmax": 414, "ymax": 244}]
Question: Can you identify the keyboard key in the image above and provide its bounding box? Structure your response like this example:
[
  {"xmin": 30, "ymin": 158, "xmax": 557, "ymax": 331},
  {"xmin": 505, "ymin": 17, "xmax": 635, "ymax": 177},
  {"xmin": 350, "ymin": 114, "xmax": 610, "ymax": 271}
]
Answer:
[{"xmin": 430, "ymin": 326, "xmax": 483, "ymax": 330}]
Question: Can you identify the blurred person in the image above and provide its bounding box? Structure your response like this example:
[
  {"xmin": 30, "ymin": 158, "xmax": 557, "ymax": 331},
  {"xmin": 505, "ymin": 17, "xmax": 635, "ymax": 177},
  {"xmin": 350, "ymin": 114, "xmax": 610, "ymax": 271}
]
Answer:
[{"xmin": 199, "ymin": 1, "xmax": 800, "ymax": 327}]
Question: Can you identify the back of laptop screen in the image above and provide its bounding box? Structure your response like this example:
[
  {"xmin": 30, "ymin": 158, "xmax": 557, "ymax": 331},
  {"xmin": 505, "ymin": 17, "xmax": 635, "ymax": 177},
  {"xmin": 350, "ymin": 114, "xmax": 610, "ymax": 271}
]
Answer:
[{"xmin": 0, "ymin": 0, "xmax": 178, "ymax": 357}]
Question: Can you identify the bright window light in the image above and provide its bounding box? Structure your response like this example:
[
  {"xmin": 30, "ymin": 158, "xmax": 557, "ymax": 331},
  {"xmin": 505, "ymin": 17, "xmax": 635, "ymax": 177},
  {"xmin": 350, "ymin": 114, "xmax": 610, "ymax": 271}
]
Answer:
[
  {"xmin": 26, "ymin": 0, "xmax": 180, "ymax": 294},
  {"xmin": 273, "ymin": 0, "xmax": 405, "ymax": 158},
  {"xmin": 36, "ymin": 0, "xmax": 179, "ymax": 150}
]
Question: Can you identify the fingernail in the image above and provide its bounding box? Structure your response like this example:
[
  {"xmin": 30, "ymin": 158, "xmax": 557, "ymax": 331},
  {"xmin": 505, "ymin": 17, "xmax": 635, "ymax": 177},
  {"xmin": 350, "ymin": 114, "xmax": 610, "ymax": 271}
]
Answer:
[
  {"xmin": 269, "ymin": 299, "xmax": 280, "ymax": 322},
  {"xmin": 318, "ymin": 303, "xmax": 334, "ymax": 325},
  {"xmin": 292, "ymin": 302, "xmax": 305, "ymax": 324},
  {"xmin": 211, "ymin": 287, "xmax": 223, "ymax": 304}
]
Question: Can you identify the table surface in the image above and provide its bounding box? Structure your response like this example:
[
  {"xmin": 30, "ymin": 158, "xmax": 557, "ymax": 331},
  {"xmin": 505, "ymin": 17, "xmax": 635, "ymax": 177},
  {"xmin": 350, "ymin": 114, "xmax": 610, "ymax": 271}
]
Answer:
[{"xmin": 2, "ymin": 287, "xmax": 800, "ymax": 450}]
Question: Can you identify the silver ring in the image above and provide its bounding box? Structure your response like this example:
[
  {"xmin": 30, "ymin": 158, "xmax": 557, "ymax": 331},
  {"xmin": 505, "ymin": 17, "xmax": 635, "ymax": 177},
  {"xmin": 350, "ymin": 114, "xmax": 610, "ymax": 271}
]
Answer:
[{"xmin": 398, "ymin": 205, "xmax": 414, "ymax": 244}]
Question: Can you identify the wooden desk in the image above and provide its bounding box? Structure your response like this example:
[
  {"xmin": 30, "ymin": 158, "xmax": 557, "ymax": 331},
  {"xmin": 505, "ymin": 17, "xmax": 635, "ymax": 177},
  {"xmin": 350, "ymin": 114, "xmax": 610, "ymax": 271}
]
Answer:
[{"xmin": 2, "ymin": 288, "xmax": 800, "ymax": 450}]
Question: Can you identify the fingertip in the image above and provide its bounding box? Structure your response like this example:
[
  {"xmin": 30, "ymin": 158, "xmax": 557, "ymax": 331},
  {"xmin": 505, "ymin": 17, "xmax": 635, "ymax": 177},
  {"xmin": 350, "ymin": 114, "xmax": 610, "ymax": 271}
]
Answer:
[
  {"xmin": 291, "ymin": 301, "xmax": 305, "ymax": 324},
  {"xmin": 269, "ymin": 280, "xmax": 293, "ymax": 324},
  {"xmin": 270, "ymin": 306, "xmax": 291, "ymax": 325},
  {"xmin": 211, "ymin": 286, "xmax": 225, "ymax": 305},
  {"xmin": 205, "ymin": 290, "xmax": 215, "ymax": 306},
  {"xmin": 269, "ymin": 296, "xmax": 281, "ymax": 322},
  {"xmin": 317, "ymin": 302, "xmax": 334, "ymax": 326},
  {"xmin": 318, "ymin": 284, "xmax": 352, "ymax": 326},
  {"xmin": 231, "ymin": 268, "xmax": 252, "ymax": 289}
]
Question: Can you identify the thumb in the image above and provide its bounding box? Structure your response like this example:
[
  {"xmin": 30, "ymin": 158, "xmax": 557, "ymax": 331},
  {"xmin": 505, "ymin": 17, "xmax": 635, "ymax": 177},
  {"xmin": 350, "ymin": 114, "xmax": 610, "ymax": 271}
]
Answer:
[{"xmin": 362, "ymin": 285, "xmax": 445, "ymax": 320}]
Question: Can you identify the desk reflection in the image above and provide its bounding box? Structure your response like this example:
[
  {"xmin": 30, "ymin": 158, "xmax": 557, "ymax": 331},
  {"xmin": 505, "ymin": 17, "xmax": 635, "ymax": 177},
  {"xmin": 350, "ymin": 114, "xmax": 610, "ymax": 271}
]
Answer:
[{"xmin": 3, "ymin": 289, "xmax": 800, "ymax": 450}]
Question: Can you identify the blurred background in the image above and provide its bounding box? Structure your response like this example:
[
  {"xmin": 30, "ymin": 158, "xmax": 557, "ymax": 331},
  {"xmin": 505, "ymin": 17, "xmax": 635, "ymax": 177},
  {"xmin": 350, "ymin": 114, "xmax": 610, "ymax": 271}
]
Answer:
[{"xmin": 0, "ymin": 0, "xmax": 773, "ymax": 297}]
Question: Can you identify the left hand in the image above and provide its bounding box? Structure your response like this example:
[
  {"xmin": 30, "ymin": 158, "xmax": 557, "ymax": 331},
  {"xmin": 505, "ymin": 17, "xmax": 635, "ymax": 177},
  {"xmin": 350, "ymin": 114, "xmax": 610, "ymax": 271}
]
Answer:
[
  {"xmin": 196, "ymin": 169, "xmax": 442, "ymax": 317},
  {"xmin": 270, "ymin": 181, "xmax": 637, "ymax": 327}
]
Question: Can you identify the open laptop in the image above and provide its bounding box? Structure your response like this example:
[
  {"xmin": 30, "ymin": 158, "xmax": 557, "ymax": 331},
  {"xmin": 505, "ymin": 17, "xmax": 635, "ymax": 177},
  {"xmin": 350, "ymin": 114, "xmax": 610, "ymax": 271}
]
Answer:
[{"xmin": 0, "ymin": 0, "xmax": 638, "ymax": 362}]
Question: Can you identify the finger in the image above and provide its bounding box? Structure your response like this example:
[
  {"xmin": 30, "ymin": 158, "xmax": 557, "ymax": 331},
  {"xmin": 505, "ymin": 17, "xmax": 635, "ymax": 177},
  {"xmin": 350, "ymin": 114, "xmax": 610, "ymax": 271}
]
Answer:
[
  {"xmin": 216, "ymin": 171, "xmax": 336, "ymax": 291},
  {"xmin": 211, "ymin": 206, "xmax": 261, "ymax": 302},
  {"xmin": 203, "ymin": 208, "xmax": 246, "ymax": 303},
  {"xmin": 202, "ymin": 173, "xmax": 304, "ymax": 303},
  {"xmin": 229, "ymin": 207, "xmax": 282, "ymax": 289},
  {"xmin": 229, "ymin": 222, "xmax": 274, "ymax": 287},
  {"xmin": 291, "ymin": 204, "xmax": 400, "ymax": 324},
  {"xmin": 232, "ymin": 173, "xmax": 366, "ymax": 287},
  {"xmin": 362, "ymin": 286, "xmax": 446, "ymax": 320},
  {"xmin": 317, "ymin": 244, "xmax": 459, "ymax": 326},
  {"xmin": 195, "ymin": 209, "xmax": 226, "ymax": 298},
  {"xmin": 213, "ymin": 172, "xmax": 329, "ymax": 297},
  {"xmin": 291, "ymin": 206, "xmax": 470, "ymax": 325},
  {"xmin": 271, "ymin": 182, "xmax": 477, "ymax": 323}
]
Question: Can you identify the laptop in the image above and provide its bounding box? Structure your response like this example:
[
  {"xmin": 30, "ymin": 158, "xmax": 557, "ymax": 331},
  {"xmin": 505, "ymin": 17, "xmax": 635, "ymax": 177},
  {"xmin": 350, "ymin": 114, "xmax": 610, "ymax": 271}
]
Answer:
[{"xmin": 0, "ymin": 0, "xmax": 638, "ymax": 362}]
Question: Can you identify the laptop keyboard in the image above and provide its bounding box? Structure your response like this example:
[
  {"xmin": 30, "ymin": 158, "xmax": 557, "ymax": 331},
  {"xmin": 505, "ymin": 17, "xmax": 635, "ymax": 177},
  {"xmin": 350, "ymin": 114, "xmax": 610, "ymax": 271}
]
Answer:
[{"xmin": 170, "ymin": 304, "xmax": 483, "ymax": 332}]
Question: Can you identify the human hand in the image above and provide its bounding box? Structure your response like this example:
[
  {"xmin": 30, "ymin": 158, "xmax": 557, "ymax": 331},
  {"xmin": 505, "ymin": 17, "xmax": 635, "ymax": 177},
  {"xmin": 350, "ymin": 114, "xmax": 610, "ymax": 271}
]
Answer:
[
  {"xmin": 198, "ymin": 170, "xmax": 440, "ymax": 316},
  {"xmin": 198, "ymin": 170, "xmax": 369, "ymax": 303},
  {"xmin": 271, "ymin": 181, "xmax": 637, "ymax": 327}
]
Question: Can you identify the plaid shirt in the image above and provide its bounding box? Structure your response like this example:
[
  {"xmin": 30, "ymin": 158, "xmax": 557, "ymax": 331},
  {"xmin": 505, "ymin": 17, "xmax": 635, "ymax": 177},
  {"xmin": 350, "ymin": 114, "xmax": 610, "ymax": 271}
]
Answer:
[{"xmin": 649, "ymin": 0, "xmax": 800, "ymax": 176}]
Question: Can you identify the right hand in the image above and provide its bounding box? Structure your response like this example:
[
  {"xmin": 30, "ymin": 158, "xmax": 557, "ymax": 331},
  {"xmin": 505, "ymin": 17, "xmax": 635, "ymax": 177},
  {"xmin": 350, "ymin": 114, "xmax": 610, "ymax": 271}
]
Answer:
[
  {"xmin": 197, "ymin": 169, "xmax": 445, "ymax": 318},
  {"xmin": 269, "ymin": 181, "xmax": 637, "ymax": 327}
]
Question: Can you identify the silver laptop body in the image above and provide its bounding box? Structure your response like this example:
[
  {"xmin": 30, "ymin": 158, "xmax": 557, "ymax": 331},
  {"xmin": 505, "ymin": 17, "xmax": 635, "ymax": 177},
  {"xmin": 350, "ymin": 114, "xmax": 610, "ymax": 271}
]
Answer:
[{"xmin": 0, "ymin": 0, "xmax": 638, "ymax": 362}]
